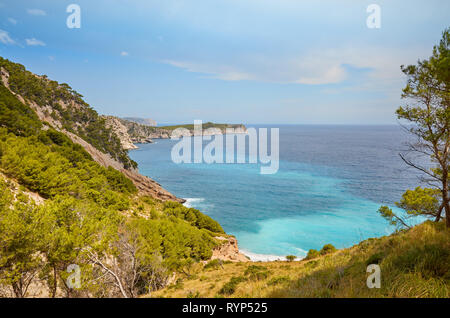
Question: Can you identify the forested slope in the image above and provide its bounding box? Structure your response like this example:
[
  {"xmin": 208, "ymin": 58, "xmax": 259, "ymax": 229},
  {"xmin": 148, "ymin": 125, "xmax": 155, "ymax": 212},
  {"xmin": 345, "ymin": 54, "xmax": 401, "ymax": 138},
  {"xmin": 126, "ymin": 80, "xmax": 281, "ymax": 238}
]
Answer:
[{"xmin": 0, "ymin": 56, "xmax": 227, "ymax": 298}]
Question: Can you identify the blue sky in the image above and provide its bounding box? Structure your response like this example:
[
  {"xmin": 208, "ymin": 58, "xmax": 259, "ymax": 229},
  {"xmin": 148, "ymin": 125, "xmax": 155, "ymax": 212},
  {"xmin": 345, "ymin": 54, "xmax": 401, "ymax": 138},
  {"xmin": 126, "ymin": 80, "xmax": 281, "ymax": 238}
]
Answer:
[{"xmin": 0, "ymin": 0, "xmax": 449, "ymax": 124}]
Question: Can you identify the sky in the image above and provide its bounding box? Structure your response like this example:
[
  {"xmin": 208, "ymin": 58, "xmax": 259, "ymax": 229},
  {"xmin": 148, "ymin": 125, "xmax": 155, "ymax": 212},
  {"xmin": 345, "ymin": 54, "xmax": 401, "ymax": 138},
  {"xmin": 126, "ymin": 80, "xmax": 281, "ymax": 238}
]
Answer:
[{"xmin": 0, "ymin": 0, "xmax": 449, "ymax": 125}]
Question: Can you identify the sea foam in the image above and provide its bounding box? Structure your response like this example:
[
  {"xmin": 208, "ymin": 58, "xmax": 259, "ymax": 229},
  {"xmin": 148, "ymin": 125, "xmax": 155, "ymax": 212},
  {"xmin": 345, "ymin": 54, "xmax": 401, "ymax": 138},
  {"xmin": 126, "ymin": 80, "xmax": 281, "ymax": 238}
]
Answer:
[
  {"xmin": 183, "ymin": 198, "xmax": 205, "ymax": 208},
  {"xmin": 240, "ymin": 250, "xmax": 304, "ymax": 262}
]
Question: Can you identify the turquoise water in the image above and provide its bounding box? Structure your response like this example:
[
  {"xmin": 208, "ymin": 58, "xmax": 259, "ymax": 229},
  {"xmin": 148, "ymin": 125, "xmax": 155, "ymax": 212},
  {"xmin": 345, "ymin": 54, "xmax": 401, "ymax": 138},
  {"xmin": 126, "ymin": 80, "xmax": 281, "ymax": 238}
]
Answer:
[{"xmin": 129, "ymin": 125, "xmax": 422, "ymax": 260}]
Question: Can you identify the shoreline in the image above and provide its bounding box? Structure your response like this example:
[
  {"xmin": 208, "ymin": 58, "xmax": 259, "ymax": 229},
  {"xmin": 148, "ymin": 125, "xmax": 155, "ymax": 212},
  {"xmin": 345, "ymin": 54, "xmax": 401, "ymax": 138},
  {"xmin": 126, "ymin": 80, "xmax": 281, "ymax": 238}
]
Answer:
[
  {"xmin": 240, "ymin": 249, "xmax": 304, "ymax": 262},
  {"xmin": 128, "ymin": 131, "xmax": 249, "ymax": 150}
]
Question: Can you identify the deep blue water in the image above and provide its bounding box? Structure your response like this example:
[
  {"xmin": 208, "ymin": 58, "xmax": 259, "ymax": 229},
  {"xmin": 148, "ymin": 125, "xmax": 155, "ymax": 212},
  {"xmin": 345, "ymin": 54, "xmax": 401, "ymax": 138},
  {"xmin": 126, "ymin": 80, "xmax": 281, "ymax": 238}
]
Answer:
[{"xmin": 129, "ymin": 125, "xmax": 422, "ymax": 260}]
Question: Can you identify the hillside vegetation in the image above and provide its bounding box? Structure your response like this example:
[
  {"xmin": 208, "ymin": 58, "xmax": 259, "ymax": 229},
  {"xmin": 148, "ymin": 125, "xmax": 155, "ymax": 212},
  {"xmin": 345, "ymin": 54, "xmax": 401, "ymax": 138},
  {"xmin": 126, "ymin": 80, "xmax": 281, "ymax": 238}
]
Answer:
[
  {"xmin": 0, "ymin": 57, "xmax": 136, "ymax": 169},
  {"xmin": 0, "ymin": 56, "xmax": 226, "ymax": 298},
  {"xmin": 153, "ymin": 221, "xmax": 449, "ymax": 298}
]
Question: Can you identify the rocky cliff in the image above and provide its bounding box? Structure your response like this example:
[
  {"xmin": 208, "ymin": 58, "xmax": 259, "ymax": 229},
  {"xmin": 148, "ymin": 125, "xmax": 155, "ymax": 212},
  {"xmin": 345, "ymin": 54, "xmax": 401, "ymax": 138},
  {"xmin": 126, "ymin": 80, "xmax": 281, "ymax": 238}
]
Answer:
[
  {"xmin": 103, "ymin": 116, "xmax": 139, "ymax": 150},
  {"xmin": 118, "ymin": 117, "xmax": 169, "ymax": 144}
]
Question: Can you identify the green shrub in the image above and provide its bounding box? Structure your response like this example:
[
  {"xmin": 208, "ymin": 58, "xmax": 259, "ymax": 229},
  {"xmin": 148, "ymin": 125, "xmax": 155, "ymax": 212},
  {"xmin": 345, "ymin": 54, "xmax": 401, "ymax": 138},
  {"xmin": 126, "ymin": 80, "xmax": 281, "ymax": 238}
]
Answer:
[
  {"xmin": 267, "ymin": 276, "xmax": 290, "ymax": 286},
  {"xmin": 320, "ymin": 244, "xmax": 337, "ymax": 255},
  {"xmin": 0, "ymin": 85, "xmax": 42, "ymax": 137},
  {"xmin": 286, "ymin": 255, "xmax": 297, "ymax": 262},
  {"xmin": 390, "ymin": 244, "xmax": 449, "ymax": 279},
  {"xmin": 0, "ymin": 130, "xmax": 135, "ymax": 209},
  {"xmin": 366, "ymin": 252, "xmax": 385, "ymax": 265},
  {"xmin": 244, "ymin": 265, "xmax": 267, "ymax": 274},
  {"xmin": 219, "ymin": 276, "xmax": 247, "ymax": 295},
  {"xmin": 244, "ymin": 265, "xmax": 270, "ymax": 281},
  {"xmin": 305, "ymin": 249, "xmax": 320, "ymax": 260},
  {"xmin": 163, "ymin": 201, "xmax": 224, "ymax": 233},
  {"xmin": 204, "ymin": 259, "xmax": 222, "ymax": 270}
]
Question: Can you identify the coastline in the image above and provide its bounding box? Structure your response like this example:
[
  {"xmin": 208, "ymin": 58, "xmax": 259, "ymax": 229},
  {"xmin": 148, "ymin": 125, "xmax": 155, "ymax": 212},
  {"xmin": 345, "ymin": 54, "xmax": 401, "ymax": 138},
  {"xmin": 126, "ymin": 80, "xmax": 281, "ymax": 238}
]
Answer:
[
  {"xmin": 183, "ymin": 199, "xmax": 302, "ymax": 262},
  {"xmin": 239, "ymin": 249, "xmax": 304, "ymax": 262},
  {"xmin": 124, "ymin": 130, "xmax": 248, "ymax": 150}
]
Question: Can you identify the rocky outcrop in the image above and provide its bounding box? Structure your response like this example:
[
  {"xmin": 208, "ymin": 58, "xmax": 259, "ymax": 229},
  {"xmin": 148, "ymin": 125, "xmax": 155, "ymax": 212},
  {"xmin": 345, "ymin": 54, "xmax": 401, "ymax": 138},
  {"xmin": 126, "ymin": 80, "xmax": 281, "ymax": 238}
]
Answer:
[
  {"xmin": 1, "ymin": 67, "xmax": 10, "ymax": 88},
  {"xmin": 121, "ymin": 168, "xmax": 184, "ymax": 202},
  {"xmin": 103, "ymin": 116, "xmax": 138, "ymax": 150},
  {"xmin": 211, "ymin": 236, "xmax": 249, "ymax": 262},
  {"xmin": 1, "ymin": 172, "xmax": 46, "ymax": 205},
  {"xmin": 118, "ymin": 118, "xmax": 170, "ymax": 143}
]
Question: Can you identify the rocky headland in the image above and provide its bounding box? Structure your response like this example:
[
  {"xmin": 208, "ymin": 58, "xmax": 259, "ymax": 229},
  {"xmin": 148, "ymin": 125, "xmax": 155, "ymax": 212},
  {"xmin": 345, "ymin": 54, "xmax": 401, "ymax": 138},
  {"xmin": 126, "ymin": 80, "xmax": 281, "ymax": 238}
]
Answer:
[{"xmin": 103, "ymin": 115, "xmax": 248, "ymax": 150}]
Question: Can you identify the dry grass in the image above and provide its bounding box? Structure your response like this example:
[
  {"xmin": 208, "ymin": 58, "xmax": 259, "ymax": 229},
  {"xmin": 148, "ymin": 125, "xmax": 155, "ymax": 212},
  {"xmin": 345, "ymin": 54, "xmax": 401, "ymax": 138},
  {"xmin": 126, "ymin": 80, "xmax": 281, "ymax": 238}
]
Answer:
[{"xmin": 150, "ymin": 221, "xmax": 450, "ymax": 298}]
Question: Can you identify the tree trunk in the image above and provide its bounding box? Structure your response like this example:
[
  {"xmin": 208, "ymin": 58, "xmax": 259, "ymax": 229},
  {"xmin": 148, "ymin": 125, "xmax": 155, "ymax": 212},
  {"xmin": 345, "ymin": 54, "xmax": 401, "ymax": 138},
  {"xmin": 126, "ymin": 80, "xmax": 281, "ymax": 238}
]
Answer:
[
  {"xmin": 442, "ymin": 169, "xmax": 450, "ymax": 228},
  {"xmin": 445, "ymin": 202, "xmax": 450, "ymax": 228},
  {"xmin": 12, "ymin": 281, "xmax": 24, "ymax": 298},
  {"xmin": 435, "ymin": 203, "xmax": 444, "ymax": 222},
  {"xmin": 51, "ymin": 266, "xmax": 57, "ymax": 298}
]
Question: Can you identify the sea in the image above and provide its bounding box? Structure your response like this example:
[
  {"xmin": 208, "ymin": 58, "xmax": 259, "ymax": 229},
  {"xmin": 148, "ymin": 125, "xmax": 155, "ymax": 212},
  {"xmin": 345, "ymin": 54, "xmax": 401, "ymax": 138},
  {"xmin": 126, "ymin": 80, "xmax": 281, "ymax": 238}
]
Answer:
[{"xmin": 129, "ymin": 125, "xmax": 424, "ymax": 261}]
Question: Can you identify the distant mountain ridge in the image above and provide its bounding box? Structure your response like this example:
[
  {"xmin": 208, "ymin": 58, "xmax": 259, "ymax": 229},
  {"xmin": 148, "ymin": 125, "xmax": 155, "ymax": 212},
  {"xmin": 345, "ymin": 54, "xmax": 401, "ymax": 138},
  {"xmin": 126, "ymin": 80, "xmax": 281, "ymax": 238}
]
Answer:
[{"xmin": 122, "ymin": 117, "xmax": 157, "ymax": 126}]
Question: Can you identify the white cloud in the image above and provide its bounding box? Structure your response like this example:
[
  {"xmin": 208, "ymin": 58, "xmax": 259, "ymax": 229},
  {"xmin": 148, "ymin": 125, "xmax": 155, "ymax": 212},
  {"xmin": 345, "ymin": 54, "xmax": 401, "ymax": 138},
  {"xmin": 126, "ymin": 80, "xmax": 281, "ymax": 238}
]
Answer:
[
  {"xmin": 120, "ymin": 51, "xmax": 129, "ymax": 56},
  {"xmin": 164, "ymin": 60, "xmax": 255, "ymax": 81},
  {"xmin": 163, "ymin": 56, "xmax": 346, "ymax": 84},
  {"xmin": 163, "ymin": 46, "xmax": 429, "ymax": 86},
  {"xmin": 27, "ymin": 9, "xmax": 46, "ymax": 16},
  {"xmin": 0, "ymin": 29, "xmax": 15, "ymax": 45},
  {"xmin": 25, "ymin": 38, "xmax": 46, "ymax": 46},
  {"xmin": 7, "ymin": 18, "xmax": 17, "ymax": 25}
]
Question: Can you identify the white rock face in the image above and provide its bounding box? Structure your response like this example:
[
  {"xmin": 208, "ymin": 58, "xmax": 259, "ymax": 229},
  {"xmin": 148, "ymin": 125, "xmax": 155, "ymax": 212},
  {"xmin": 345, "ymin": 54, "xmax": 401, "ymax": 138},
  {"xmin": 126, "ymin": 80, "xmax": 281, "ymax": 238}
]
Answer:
[
  {"xmin": 170, "ymin": 126, "xmax": 248, "ymax": 138},
  {"xmin": 103, "ymin": 116, "xmax": 138, "ymax": 150}
]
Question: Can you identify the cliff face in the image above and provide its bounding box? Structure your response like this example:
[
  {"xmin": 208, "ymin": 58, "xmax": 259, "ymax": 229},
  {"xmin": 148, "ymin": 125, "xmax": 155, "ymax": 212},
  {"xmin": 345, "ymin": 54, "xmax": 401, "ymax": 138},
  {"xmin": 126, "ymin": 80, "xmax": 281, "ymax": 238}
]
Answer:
[
  {"xmin": 103, "ymin": 116, "xmax": 138, "ymax": 150},
  {"xmin": 119, "ymin": 117, "xmax": 169, "ymax": 143}
]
